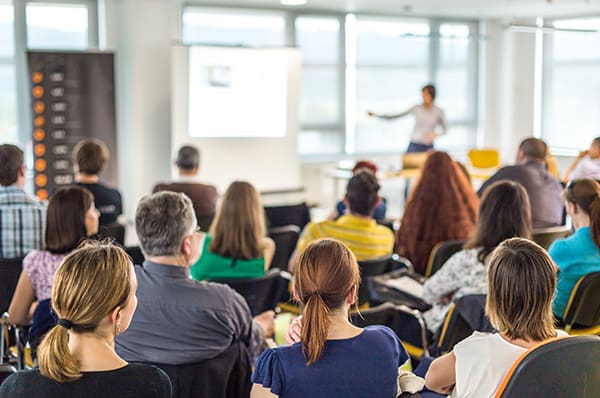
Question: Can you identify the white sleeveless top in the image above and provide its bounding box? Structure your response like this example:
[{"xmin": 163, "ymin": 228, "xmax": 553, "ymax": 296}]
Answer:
[{"xmin": 451, "ymin": 330, "xmax": 568, "ymax": 398}]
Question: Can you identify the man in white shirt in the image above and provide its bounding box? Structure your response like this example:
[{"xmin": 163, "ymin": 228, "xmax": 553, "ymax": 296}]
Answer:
[{"xmin": 563, "ymin": 137, "xmax": 600, "ymax": 182}]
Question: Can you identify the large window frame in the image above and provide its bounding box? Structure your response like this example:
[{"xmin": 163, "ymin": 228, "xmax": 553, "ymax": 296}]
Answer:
[{"xmin": 2, "ymin": 0, "xmax": 98, "ymax": 147}]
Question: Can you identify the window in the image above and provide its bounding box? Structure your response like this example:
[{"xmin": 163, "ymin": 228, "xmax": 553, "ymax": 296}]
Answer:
[
  {"xmin": 542, "ymin": 18, "xmax": 600, "ymax": 151},
  {"xmin": 296, "ymin": 16, "xmax": 343, "ymax": 155},
  {"xmin": 182, "ymin": 7, "xmax": 286, "ymax": 47},
  {"xmin": 26, "ymin": 2, "xmax": 89, "ymax": 49},
  {"xmin": 0, "ymin": 1, "xmax": 16, "ymax": 143}
]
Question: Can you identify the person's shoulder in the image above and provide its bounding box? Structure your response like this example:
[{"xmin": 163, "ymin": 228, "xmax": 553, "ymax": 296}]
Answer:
[
  {"xmin": 123, "ymin": 363, "xmax": 170, "ymax": 384},
  {"xmin": 454, "ymin": 331, "xmax": 495, "ymax": 352},
  {"xmin": 372, "ymin": 223, "xmax": 394, "ymax": 237},
  {"xmin": 0, "ymin": 369, "xmax": 44, "ymax": 392},
  {"xmin": 363, "ymin": 325, "xmax": 398, "ymax": 341}
]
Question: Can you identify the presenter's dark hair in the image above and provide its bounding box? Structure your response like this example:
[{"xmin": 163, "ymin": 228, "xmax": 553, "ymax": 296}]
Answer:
[
  {"xmin": 176, "ymin": 145, "xmax": 200, "ymax": 170},
  {"xmin": 45, "ymin": 187, "xmax": 94, "ymax": 254},
  {"xmin": 465, "ymin": 181, "xmax": 532, "ymax": 263},
  {"xmin": 0, "ymin": 144, "xmax": 24, "ymax": 186},
  {"xmin": 345, "ymin": 171, "xmax": 380, "ymax": 217},
  {"xmin": 73, "ymin": 139, "xmax": 109, "ymax": 175},
  {"xmin": 422, "ymin": 84, "xmax": 436, "ymax": 100}
]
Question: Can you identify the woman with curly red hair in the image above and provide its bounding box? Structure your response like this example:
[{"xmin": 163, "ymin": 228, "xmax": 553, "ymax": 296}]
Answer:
[{"xmin": 396, "ymin": 151, "xmax": 479, "ymax": 274}]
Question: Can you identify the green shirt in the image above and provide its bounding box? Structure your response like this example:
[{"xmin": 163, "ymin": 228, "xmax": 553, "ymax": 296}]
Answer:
[{"xmin": 190, "ymin": 234, "xmax": 266, "ymax": 281}]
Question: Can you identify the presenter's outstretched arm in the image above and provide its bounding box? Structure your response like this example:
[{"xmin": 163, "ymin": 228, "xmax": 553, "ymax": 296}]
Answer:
[{"xmin": 367, "ymin": 106, "xmax": 414, "ymax": 120}]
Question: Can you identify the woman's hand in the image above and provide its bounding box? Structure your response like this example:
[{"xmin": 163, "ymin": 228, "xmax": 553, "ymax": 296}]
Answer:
[{"xmin": 285, "ymin": 316, "xmax": 303, "ymax": 345}]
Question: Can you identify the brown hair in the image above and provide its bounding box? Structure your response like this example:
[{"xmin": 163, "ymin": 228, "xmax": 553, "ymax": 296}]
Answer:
[
  {"xmin": 465, "ymin": 181, "xmax": 532, "ymax": 263},
  {"xmin": 295, "ymin": 239, "xmax": 360, "ymax": 365},
  {"xmin": 346, "ymin": 171, "xmax": 380, "ymax": 216},
  {"xmin": 72, "ymin": 139, "xmax": 109, "ymax": 175},
  {"xmin": 519, "ymin": 137, "xmax": 548, "ymax": 161},
  {"xmin": 37, "ymin": 241, "xmax": 132, "ymax": 382},
  {"xmin": 352, "ymin": 160, "xmax": 377, "ymax": 175},
  {"xmin": 422, "ymin": 84, "xmax": 436, "ymax": 100},
  {"xmin": 0, "ymin": 144, "xmax": 23, "ymax": 186},
  {"xmin": 486, "ymin": 238, "xmax": 557, "ymax": 342},
  {"xmin": 396, "ymin": 152, "xmax": 479, "ymax": 274},
  {"xmin": 45, "ymin": 187, "xmax": 94, "ymax": 254},
  {"xmin": 176, "ymin": 145, "xmax": 200, "ymax": 170},
  {"xmin": 565, "ymin": 178, "xmax": 600, "ymax": 249},
  {"xmin": 209, "ymin": 181, "xmax": 266, "ymax": 259}
]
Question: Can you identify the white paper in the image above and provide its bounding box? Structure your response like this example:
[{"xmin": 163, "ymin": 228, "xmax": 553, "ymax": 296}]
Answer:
[{"xmin": 384, "ymin": 276, "xmax": 424, "ymax": 298}]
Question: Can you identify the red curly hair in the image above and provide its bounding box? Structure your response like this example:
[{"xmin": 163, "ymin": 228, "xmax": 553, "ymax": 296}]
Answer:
[{"xmin": 396, "ymin": 151, "xmax": 479, "ymax": 274}]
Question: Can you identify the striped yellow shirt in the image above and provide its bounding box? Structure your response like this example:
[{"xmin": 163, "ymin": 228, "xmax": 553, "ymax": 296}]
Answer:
[{"xmin": 297, "ymin": 215, "xmax": 394, "ymax": 261}]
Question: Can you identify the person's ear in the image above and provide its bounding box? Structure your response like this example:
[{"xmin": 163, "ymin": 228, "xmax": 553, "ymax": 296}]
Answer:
[
  {"xmin": 343, "ymin": 195, "xmax": 349, "ymax": 206},
  {"xmin": 181, "ymin": 235, "xmax": 192, "ymax": 258},
  {"xmin": 569, "ymin": 201, "xmax": 579, "ymax": 215},
  {"xmin": 292, "ymin": 287, "xmax": 301, "ymax": 303},
  {"xmin": 347, "ymin": 285, "xmax": 357, "ymax": 305},
  {"xmin": 18, "ymin": 165, "xmax": 25, "ymax": 177},
  {"xmin": 110, "ymin": 306, "xmax": 121, "ymax": 325}
]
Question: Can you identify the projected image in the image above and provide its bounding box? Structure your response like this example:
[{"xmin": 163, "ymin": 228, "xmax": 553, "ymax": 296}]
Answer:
[
  {"xmin": 188, "ymin": 47, "xmax": 288, "ymax": 138},
  {"xmin": 200, "ymin": 66, "xmax": 231, "ymax": 88}
]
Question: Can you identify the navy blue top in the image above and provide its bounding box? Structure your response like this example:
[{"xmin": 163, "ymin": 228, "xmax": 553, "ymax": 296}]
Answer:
[
  {"xmin": 252, "ymin": 325, "xmax": 407, "ymax": 398},
  {"xmin": 336, "ymin": 199, "xmax": 387, "ymax": 222}
]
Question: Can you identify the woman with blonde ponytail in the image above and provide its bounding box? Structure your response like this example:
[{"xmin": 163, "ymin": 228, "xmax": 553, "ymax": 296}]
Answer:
[
  {"xmin": 0, "ymin": 241, "xmax": 171, "ymax": 398},
  {"xmin": 549, "ymin": 178, "xmax": 600, "ymax": 319},
  {"xmin": 251, "ymin": 239, "xmax": 408, "ymax": 398}
]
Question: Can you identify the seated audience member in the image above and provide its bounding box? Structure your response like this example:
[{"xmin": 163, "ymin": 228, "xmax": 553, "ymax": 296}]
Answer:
[
  {"xmin": 289, "ymin": 172, "xmax": 394, "ymax": 273},
  {"xmin": 115, "ymin": 191, "xmax": 274, "ymax": 364},
  {"xmin": 330, "ymin": 160, "xmax": 387, "ymax": 222},
  {"xmin": 0, "ymin": 144, "xmax": 46, "ymax": 258},
  {"xmin": 478, "ymin": 137, "xmax": 563, "ymax": 229},
  {"xmin": 549, "ymin": 178, "xmax": 600, "ymax": 319},
  {"xmin": 191, "ymin": 181, "xmax": 275, "ymax": 281},
  {"xmin": 153, "ymin": 145, "xmax": 218, "ymax": 221},
  {"xmin": 0, "ymin": 242, "xmax": 171, "ymax": 397},
  {"xmin": 73, "ymin": 139, "xmax": 122, "ymax": 226},
  {"xmin": 396, "ymin": 151, "xmax": 478, "ymax": 275},
  {"xmin": 422, "ymin": 181, "xmax": 532, "ymax": 333},
  {"xmin": 9, "ymin": 187, "xmax": 99, "ymax": 334},
  {"xmin": 563, "ymin": 137, "xmax": 600, "ymax": 182},
  {"xmin": 425, "ymin": 238, "xmax": 567, "ymax": 397},
  {"xmin": 251, "ymin": 239, "xmax": 409, "ymax": 398}
]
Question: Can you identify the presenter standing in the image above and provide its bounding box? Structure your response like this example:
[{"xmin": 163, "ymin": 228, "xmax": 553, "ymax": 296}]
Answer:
[{"xmin": 367, "ymin": 84, "xmax": 447, "ymax": 153}]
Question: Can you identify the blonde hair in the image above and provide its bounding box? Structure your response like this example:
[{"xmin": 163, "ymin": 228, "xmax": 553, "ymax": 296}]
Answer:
[
  {"xmin": 486, "ymin": 238, "xmax": 557, "ymax": 342},
  {"xmin": 209, "ymin": 181, "xmax": 266, "ymax": 259},
  {"xmin": 295, "ymin": 239, "xmax": 360, "ymax": 365},
  {"xmin": 37, "ymin": 241, "xmax": 132, "ymax": 382}
]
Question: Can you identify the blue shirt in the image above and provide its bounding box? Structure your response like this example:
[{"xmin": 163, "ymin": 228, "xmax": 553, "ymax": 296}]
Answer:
[
  {"xmin": 549, "ymin": 226, "xmax": 600, "ymax": 318},
  {"xmin": 335, "ymin": 199, "xmax": 387, "ymax": 222},
  {"xmin": 252, "ymin": 325, "xmax": 407, "ymax": 398}
]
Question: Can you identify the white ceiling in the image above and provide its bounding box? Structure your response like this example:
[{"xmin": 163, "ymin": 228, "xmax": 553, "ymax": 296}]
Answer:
[{"xmin": 198, "ymin": 0, "xmax": 600, "ymax": 18}]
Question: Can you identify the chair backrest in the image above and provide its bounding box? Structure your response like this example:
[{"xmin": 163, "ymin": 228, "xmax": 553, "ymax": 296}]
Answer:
[
  {"xmin": 0, "ymin": 363, "xmax": 17, "ymax": 384},
  {"xmin": 98, "ymin": 223, "xmax": 126, "ymax": 245},
  {"xmin": 125, "ymin": 246, "xmax": 145, "ymax": 266},
  {"xmin": 433, "ymin": 294, "xmax": 493, "ymax": 356},
  {"xmin": 213, "ymin": 269, "xmax": 291, "ymax": 316},
  {"xmin": 197, "ymin": 214, "xmax": 215, "ymax": 232},
  {"xmin": 150, "ymin": 340, "xmax": 252, "ymax": 398},
  {"xmin": 424, "ymin": 240, "xmax": 465, "ymax": 278},
  {"xmin": 357, "ymin": 256, "xmax": 394, "ymax": 306},
  {"xmin": 467, "ymin": 149, "xmax": 500, "ymax": 169},
  {"xmin": 563, "ymin": 271, "xmax": 600, "ymax": 333},
  {"xmin": 268, "ymin": 225, "xmax": 301, "ymax": 271},
  {"xmin": 495, "ymin": 335, "xmax": 600, "ymax": 398},
  {"xmin": 531, "ymin": 226, "xmax": 571, "ymax": 250},
  {"xmin": 351, "ymin": 302, "xmax": 397, "ymax": 330},
  {"xmin": 0, "ymin": 257, "xmax": 23, "ymax": 314},
  {"xmin": 264, "ymin": 202, "xmax": 311, "ymax": 230}
]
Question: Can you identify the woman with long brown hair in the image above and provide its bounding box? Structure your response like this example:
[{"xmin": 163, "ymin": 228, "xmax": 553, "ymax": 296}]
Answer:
[
  {"xmin": 421, "ymin": 181, "xmax": 532, "ymax": 333},
  {"xmin": 0, "ymin": 241, "xmax": 171, "ymax": 397},
  {"xmin": 191, "ymin": 181, "xmax": 275, "ymax": 280},
  {"xmin": 396, "ymin": 151, "xmax": 479, "ymax": 274},
  {"xmin": 549, "ymin": 178, "xmax": 600, "ymax": 319},
  {"xmin": 251, "ymin": 239, "xmax": 408, "ymax": 398}
]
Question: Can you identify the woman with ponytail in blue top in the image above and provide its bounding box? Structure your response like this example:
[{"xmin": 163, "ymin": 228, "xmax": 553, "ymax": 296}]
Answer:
[{"xmin": 549, "ymin": 178, "xmax": 600, "ymax": 319}]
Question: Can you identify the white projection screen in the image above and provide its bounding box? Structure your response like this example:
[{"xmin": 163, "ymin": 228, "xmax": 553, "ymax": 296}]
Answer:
[{"xmin": 188, "ymin": 47, "xmax": 288, "ymax": 138}]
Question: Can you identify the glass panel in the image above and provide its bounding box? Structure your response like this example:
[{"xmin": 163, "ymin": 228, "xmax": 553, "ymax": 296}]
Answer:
[
  {"xmin": 26, "ymin": 2, "xmax": 88, "ymax": 49},
  {"xmin": 355, "ymin": 67, "xmax": 428, "ymax": 152},
  {"xmin": 300, "ymin": 66, "xmax": 339, "ymax": 124},
  {"xmin": 552, "ymin": 30, "xmax": 600, "ymax": 62},
  {"xmin": 437, "ymin": 67, "xmax": 470, "ymax": 120},
  {"xmin": 295, "ymin": 16, "xmax": 339, "ymax": 64},
  {"xmin": 182, "ymin": 7, "xmax": 285, "ymax": 47},
  {"xmin": 543, "ymin": 64, "xmax": 600, "ymax": 149},
  {"xmin": 435, "ymin": 125, "xmax": 476, "ymax": 152},
  {"xmin": 355, "ymin": 17, "xmax": 429, "ymax": 66},
  {"xmin": 439, "ymin": 24, "xmax": 469, "ymax": 66},
  {"xmin": 299, "ymin": 129, "xmax": 344, "ymax": 155},
  {"xmin": 0, "ymin": 65, "xmax": 17, "ymax": 143},
  {"xmin": 0, "ymin": 2, "xmax": 13, "ymax": 57}
]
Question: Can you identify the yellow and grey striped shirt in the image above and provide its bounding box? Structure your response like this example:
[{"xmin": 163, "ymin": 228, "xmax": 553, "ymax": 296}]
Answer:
[{"xmin": 297, "ymin": 215, "xmax": 394, "ymax": 261}]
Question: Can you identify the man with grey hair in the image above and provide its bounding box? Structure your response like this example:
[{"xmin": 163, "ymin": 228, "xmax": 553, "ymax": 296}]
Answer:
[
  {"xmin": 116, "ymin": 191, "xmax": 274, "ymax": 364},
  {"xmin": 152, "ymin": 145, "xmax": 218, "ymax": 221}
]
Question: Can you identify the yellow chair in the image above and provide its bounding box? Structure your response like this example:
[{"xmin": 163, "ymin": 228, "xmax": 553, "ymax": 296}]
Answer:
[
  {"xmin": 546, "ymin": 154, "xmax": 561, "ymax": 180},
  {"xmin": 562, "ymin": 271, "xmax": 600, "ymax": 335},
  {"xmin": 467, "ymin": 148, "xmax": 500, "ymax": 169}
]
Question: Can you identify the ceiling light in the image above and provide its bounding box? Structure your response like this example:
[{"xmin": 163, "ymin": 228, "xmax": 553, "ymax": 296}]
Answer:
[{"xmin": 281, "ymin": 0, "xmax": 307, "ymax": 5}]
